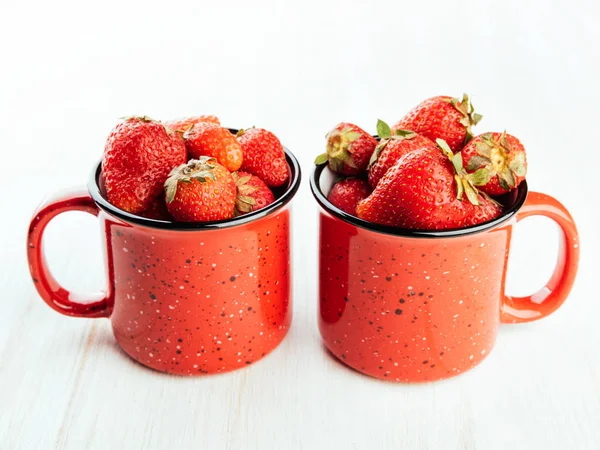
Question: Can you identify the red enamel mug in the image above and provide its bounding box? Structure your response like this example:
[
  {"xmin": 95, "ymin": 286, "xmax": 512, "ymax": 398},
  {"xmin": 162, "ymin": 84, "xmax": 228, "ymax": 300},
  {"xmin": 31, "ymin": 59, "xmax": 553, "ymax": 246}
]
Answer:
[
  {"xmin": 27, "ymin": 148, "xmax": 301, "ymax": 375},
  {"xmin": 311, "ymin": 164, "xmax": 579, "ymax": 382}
]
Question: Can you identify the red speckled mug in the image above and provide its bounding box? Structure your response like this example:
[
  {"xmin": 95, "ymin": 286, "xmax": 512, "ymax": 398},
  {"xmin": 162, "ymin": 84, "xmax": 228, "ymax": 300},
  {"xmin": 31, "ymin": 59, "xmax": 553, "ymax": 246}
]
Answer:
[
  {"xmin": 311, "ymin": 164, "xmax": 579, "ymax": 383},
  {"xmin": 27, "ymin": 148, "xmax": 300, "ymax": 375}
]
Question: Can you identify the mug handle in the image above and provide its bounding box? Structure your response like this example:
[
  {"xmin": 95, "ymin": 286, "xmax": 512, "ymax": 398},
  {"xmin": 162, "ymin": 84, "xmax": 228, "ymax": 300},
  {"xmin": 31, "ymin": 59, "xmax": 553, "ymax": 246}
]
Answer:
[
  {"xmin": 500, "ymin": 191, "xmax": 579, "ymax": 323},
  {"xmin": 27, "ymin": 187, "xmax": 112, "ymax": 318}
]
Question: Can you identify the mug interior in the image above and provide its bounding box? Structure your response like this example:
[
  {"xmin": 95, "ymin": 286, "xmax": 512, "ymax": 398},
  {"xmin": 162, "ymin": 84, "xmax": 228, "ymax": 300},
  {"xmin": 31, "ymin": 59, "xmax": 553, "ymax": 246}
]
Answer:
[
  {"xmin": 89, "ymin": 136, "xmax": 301, "ymax": 231},
  {"xmin": 310, "ymin": 163, "xmax": 528, "ymax": 238}
]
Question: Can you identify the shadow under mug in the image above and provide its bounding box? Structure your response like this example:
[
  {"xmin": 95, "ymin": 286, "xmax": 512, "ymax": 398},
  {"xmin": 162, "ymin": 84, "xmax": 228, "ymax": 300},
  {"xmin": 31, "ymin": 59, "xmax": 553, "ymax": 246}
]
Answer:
[
  {"xmin": 310, "ymin": 164, "xmax": 579, "ymax": 382},
  {"xmin": 27, "ymin": 149, "xmax": 301, "ymax": 375}
]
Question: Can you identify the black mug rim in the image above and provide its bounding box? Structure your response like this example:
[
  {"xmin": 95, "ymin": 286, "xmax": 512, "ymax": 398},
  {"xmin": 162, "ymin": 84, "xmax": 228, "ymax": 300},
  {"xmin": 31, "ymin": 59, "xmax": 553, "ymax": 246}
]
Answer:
[
  {"xmin": 310, "ymin": 162, "xmax": 528, "ymax": 238},
  {"xmin": 89, "ymin": 134, "xmax": 301, "ymax": 231}
]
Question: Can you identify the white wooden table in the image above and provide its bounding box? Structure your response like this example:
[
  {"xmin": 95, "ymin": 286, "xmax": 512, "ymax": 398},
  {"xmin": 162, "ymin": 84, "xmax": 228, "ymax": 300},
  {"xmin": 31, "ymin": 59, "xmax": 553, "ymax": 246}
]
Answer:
[{"xmin": 1, "ymin": 1, "xmax": 599, "ymax": 448}]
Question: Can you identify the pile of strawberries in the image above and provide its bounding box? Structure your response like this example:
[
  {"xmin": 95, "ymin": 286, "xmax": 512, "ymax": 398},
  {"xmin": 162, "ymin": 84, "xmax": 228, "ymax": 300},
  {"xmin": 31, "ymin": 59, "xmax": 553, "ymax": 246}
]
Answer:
[
  {"xmin": 101, "ymin": 116, "xmax": 289, "ymax": 222},
  {"xmin": 316, "ymin": 94, "xmax": 528, "ymax": 230}
]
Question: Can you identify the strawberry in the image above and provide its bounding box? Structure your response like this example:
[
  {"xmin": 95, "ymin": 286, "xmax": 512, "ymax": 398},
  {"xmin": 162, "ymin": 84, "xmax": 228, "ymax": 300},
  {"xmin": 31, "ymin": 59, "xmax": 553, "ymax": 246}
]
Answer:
[
  {"xmin": 461, "ymin": 131, "xmax": 527, "ymax": 196},
  {"xmin": 164, "ymin": 115, "xmax": 220, "ymax": 133},
  {"xmin": 392, "ymin": 94, "xmax": 482, "ymax": 152},
  {"xmin": 462, "ymin": 192, "xmax": 505, "ymax": 227},
  {"xmin": 315, "ymin": 123, "xmax": 377, "ymax": 176},
  {"xmin": 327, "ymin": 178, "xmax": 372, "ymax": 215},
  {"xmin": 164, "ymin": 157, "xmax": 236, "ymax": 222},
  {"xmin": 138, "ymin": 194, "xmax": 171, "ymax": 220},
  {"xmin": 184, "ymin": 123, "xmax": 243, "ymax": 172},
  {"xmin": 237, "ymin": 128, "xmax": 289, "ymax": 187},
  {"xmin": 102, "ymin": 116, "xmax": 187, "ymax": 214},
  {"xmin": 356, "ymin": 139, "xmax": 502, "ymax": 230},
  {"xmin": 232, "ymin": 171, "xmax": 275, "ymax": 216},
  {"xmin": 367, "ymin": 120, "xmax": 436, "ymax": 188}
]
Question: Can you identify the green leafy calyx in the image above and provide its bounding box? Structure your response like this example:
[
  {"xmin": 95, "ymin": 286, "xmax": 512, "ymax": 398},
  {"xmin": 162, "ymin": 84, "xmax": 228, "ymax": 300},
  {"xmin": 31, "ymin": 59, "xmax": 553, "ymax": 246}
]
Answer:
[
  {"xmin": 232, "ymin": 172, "xmax": 259, "ymax": 215},
  {"xmin": 314, "ymin": 153, "xmax": 329, "ymax": 165},
  {"xmin": 120, "ymin": 115, "xmax": 175, "ymax": 136},
  {"xmin": 368, "ymin": 120, "xmax": 416, "ymax": 168},
  {"xmin": 119, "ymin": 115, "xmax": 156, "ymax": 123},
  {"xmin": 325, "ymin": 126, "xmax": 362, "ymax": 172},
  {"xmin": 376, "ymin": 119, "xmax": 392, "ymax": 139},
  {"xmin": 164, "ymin": 157, "xmax": 218, "ymax": 203},
  {"xmin": 465, "ymin": 131, "xmax": 526, "ymax": 191},
  {"xmin": 436, "ymin": 138, "xmax": 480, "ymax": 206},
  {"xmin": 446, "ymin": 93, "xmax": 482, "ymax": 145}
]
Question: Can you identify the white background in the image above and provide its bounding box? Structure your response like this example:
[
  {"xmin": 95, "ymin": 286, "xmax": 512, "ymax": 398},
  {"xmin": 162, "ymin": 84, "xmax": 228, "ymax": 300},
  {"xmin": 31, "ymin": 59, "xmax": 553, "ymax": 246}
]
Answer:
[{"xmin": 1, "ymin": 1, "xmax": 599, "ymax": 449}]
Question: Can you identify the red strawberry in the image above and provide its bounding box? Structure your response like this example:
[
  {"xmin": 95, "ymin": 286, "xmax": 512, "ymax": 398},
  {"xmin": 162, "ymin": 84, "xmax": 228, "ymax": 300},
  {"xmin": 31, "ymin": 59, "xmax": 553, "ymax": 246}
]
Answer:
[
  {"xmin": 238, "ymin": 128, "xmax": 289, "ymax": 187},
  {"xmin": 315, "ymin": 123, "xmax": 377, "ymax": 176},
  {"xmin": 327, "ymin": 178, "xmax": 372, "ymax": 216},
  {"xmin": 392, "ymin": 94, "xmax": 482, "ymax": 152},
  {"xmin": 356, "ymin": 140, "xmax": 502, "ymax": 230},
  {"xmin": 367, "ymin": 120, "xmax": 436, "ymax": 188},
  {"xmin": 232, "ymin": 171, "xmax": 275, "ymax": 216},
  {"xmin": 102, "ymin": 116, "xmax": 187, "ymax": 214},
  {"xmin": 138, "ymin": 194, "xmax": 171, "ymax": 220},
  {"xmin": 164, "ymin": 157, "xmax": 236, "ymax": 222},
  {"xmin": 164, "ymin": 115, "xmax": 220, "ymax": 133},
  {"xmin": 184, "ymin": 123, "xmax": 243, "ymax": 172},
  {"xmin": 461, "ymin": 131, "xmax": 527, "ymax": 196},
  {"xmin": 462, "ymin": 193, "xmax": 505, "ymax": 227}
]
